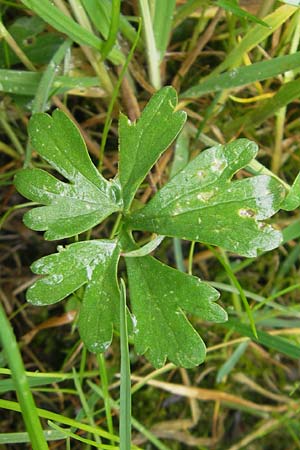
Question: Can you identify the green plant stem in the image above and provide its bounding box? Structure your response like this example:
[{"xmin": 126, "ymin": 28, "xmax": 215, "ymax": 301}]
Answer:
[
  {"xmin": 138, "ymin": 0, "xmax": 161, "ymax": 89},
  {"xmin": 98, "ymin": 18, "xmax": 142, "ymax": 170},
  {"xmin": 97, "ymin": 354, "xmax": 114, "ymax": 443},
  {"xmin": 119, "ymin": 279, "xmax": 131, "ymax": 450},
  {"xmin": 0, "ymin": 303, "xmax": 49, "ymax": 450}
]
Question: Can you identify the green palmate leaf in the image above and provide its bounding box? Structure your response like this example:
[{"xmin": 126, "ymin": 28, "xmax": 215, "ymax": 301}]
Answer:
[
  {"xmin": 119, "ymin": 86, "xmax": 186, "ymax": 210},
  {"xmin": 126, "ymin": 255, "xmax": 227, "ymax": 368},
  {"xmin": 126, "ymin": 139, "xmax": 285, "ymax": 257},
  {"xmin": 28, "ymin": 240, "xmax": 120, "ymax": 353},
  {"xmin": 14, "ymin": 110, "xmax": 122, "ymax": 239}
]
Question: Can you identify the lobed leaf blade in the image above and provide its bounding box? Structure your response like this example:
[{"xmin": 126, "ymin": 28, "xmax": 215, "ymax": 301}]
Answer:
[
  {"xmin": 126, "ymin": 139, "xmax": 285, "ymax": 257},
  {"xmin": 126, "ymin": 254, "xmax": 227, "ymax": 368},
  {"xmin": 15, "ymin": 110, "xmax": 122, "ymax": 240},
  {"xmin": 119, "ymin": 86, "xmax": 186, "ymax": 210},
  {"xmin": 28, "ymin": 240, "xmax": 120, "ymax": 353}
]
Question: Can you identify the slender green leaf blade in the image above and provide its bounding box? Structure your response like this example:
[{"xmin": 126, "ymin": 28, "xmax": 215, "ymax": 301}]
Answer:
[
  {"xmin": 27, "ymin": 240, "xmax": 120, "ymax": 353},
  {"xmin": 205, "ymin": 5, "xmax": 297, "ymax": 79},
  {"xmin": 153, "ymin": 0, "xmax": 177, "ymax": 61},
  {"xmin": 0, "ymin": 70, "xmax": 101, "ymax": 96},
  {"xmin": 20, "ymin": 0, "xmax": 124, "ymax": 64},
  {"xmin": 182, "ymin": 52, "xmax": 300, "ymax": 98},
  {"xmin": 217, "ymin": 0, "xmax": 269, "ymax": 27},
  {"xmin": 126, "ymin": 139, "xmax": 285, "ymax": 257},
  {"xmin": 119, "ymin": 86, "xmax": 186, "ymax": 210},
  {"xmin": 282, "ymin": 221, "xmax": 300, "ymax": 243},
  {"xmin": 14, "ymin": 110, "xmax": 122, "ymax": 239},
  {"xmin": 20, "ymin": 0, "xmax": 102, "ymax": 50},
  {"xmin": 82, "ymin": 0, "xmax": 140, "ymax": 47},
  {"xmin": 225, "ymin": 79, "xmax": 300, "ymax": 133},
  {"xmin": 126, "ymin": 255, "xmax": 227, "ymax": 368},
  {"xmin": 216, "ymin": 341, "xmax": 248, "ymax": 383},
  {"xmin": 224, "ymin": 319, "xmax": 300, "ymax": 359}
]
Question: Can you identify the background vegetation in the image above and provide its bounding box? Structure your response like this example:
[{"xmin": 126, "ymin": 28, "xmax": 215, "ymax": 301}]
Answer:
[{"xmin": 1, "ymin": 0, "xmax": 300, "ymax": 448}]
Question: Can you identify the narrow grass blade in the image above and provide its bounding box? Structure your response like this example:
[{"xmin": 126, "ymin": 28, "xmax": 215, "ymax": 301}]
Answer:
[
  {"xmin": 0, "ymin": 399, "xmax": 120, "ymax": 442},
  {"xmin": 119, "ymin": 279, "xmax": 131, "ymax": 450},
  {"xmin": 283, "ymin": 221, "xmax": 300, "ymax": 243},
  {"xmin": 20, "ymin": 0, "xmax": 103, "ymax": 50},
  {"xmin": 0, "ymin": 303, "xmax": 49, "ymax": 450},
  {"xmin": 48, "ymin": 421, "xmax": 118, "ymax": 449},
  {"xmin": 24, "ymin": 38, "xmax": 71, "ymax": 166},
  {"xmin": 205, "ymin": 5, "xmax": 297, "ymax": 79},
  {"xmin": 138, "ymin": 0, "xmax": 161, "ymax": 89},
  {"xmin": 224, "ymin": 319, "xmax": 300, "ymax": 359},
  {"xmin": 0, "ymin": 375, "xmax": 65, "ymax": 394},
  {"xmin": 225, "ymin": 78, "xmax": 300, "ymax": 132},
  {"xmin": 208, "ymin": 245, "xmax": 257, "ymax": 338},
  {"xmin": 97, "ymin": 354, "xmax": 114, "ymax": 442},
  {"xmin": 82, "ymin": 0, "xmax": 141, "ymax": 49},
  {"xmin": 88, "ymin": 381, "xmax": 169, "ymax": 450},
  {"xmin": 0, "ymin": 431, "xmax": 66, "ymax": 444},
  {"xmin": 101, "ymin": 0, "xmax": 121, "ymax": 61},
  {"xmin": 152, "ymin": 0, "xmax": 177, "ymax": 61},
  {"xmin": 216, "ymin": 341, "xmax": 249, "ymax": 383},
  {"xmin": 173, "ymin": 0, "xmax": 206, "ymax": 28},
  {"xmin": 182, "ymin": 52, "xmax": 300, "ymax": 98},
  {"xmin": 217, "ymin": 0, "xmax": 269, "ymax": 27},
  {"xmin": 72, "ymin": 368, "xmax": 101, "ymax": 444},
  {"xmin": 0, "ymin": 69, "xmax": 100, "ymax": 96},
  {"xmin": 98, "ymin": 18, "xmax": 142, "ymax": 169},
  {"xmin": 31, "ymin": 39, "xmax": 71, "ymax": 113}
]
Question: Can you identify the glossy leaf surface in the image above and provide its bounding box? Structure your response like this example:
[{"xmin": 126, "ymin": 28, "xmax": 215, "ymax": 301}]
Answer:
[
  {"xmin": 119, "ymin": 86, "xmax": 186, "ymax": 210},
  {"xmin": 126, "ymin": 139, "xmax": 285, "ymax": 257},
  {"xmin": 126, "ymin": 255, "xmax": 227, "ymax": 368},
  {"xmin": 28, "ymin": 240, "xmax": 120, "ymax": 353},
  {"xmin": 15, "ymin": 110, "xmax": 122, "ymax": 240}
]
